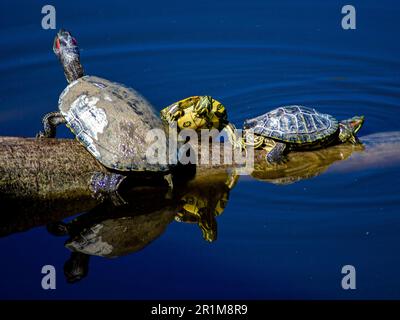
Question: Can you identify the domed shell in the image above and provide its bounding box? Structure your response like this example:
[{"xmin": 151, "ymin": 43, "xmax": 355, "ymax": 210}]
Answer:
[
  {"xmin": 243, "ymin": 105, "xmax": 339, "ymax": 144},
  {"xmin": 58, "ymin": 76, "xmax": 169, "ymax": 171}
]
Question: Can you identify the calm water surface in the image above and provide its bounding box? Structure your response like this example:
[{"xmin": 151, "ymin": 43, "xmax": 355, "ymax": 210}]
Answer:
[{"xmin": 0, "ymin": 0, "xmax": 400, "ymax": 299}]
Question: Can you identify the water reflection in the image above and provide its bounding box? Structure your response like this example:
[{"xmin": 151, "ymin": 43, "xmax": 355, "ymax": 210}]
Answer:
[
  {"xmin": 49, "ymin": 200, "xmax": 177, "ymax": 283},
  {"xmin": 0, "ymin": 132, "xmax": 399, "ymax": 283},
  {"xmin": 46, "ymin": 169, "xmax": 237, "ymax": 283},
  {"xmin": 251, "ymin": 142, "xmax": 364, "ymax": 184}
]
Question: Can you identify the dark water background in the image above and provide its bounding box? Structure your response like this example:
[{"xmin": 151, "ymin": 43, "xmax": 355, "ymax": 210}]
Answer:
[{"xmin": 0, "ymin": 0, "xmax": 400, "ymax": 299}]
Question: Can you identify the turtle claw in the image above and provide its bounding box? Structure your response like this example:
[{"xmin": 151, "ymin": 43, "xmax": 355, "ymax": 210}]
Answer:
[
  {"xmin": 277, "ymin": 156, "xmax": 288, "ymax": 165},
  {"xmin": 36, "ymin": 131, "xmax": 46, "ymax": 139},
  {"xmin": 281, "ymin": 156, "xmax": 288, "ymax": 164}
]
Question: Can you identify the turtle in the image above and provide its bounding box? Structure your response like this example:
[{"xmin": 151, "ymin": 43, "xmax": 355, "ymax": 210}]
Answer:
[
  {"xmin": 47, "ymin": 191, "xmax": 177, "ymax": 283},
  {"xmin": 51, "ymin": 208, "xmax": 172, "ymax": 282},
  {"xmin": 175, "ymin": 170, "xmax": 238, "ymax": 242},
  {"xmin": 37, "ymin": 29, "xmax": 172, "ymax": 203},
  {"xmin": 161, "ymin": 95, "xmax": 228, "ymax": 131},
  {"xmin": 161, "ymin": 95, "xmax": 242, "ymax": 148},
  {"xmin": 242, "ymin": 105, "xmax": 364, "ymax": 164}
]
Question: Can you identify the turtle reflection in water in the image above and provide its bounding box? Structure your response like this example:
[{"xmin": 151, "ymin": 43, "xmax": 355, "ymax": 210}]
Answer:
[
  {"xmin": 46, "ymin": 170, "xmax": 237, "ymax": 283},
  {"xmin": 47, "ymin": 194, "xmax": 177, "ymax": 283},
  {"xmin": 175, "ymin": 170, "xmax": 238, "ymax": 242},
  {"xmin": 251, "ymin": 141, "xmax": 365, "ymax": 184}
]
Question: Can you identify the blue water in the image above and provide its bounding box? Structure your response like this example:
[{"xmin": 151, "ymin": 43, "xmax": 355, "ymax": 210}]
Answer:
[{"xmin": 0, "ymin": 0, "xmax": 400, "ymax": 299}]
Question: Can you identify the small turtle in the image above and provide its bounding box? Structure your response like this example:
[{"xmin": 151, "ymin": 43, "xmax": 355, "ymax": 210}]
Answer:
[
  {"xmin": 175, "ymin": 170, "xmax": 238, "ymax": 242},
  {"xmin": 243, "ymin": 105, "xmax": 364, "ymax": 163},
  {"xmin": 37, "ymin": 29, "xmax": 171, "ymax": 203},
  {"xmin": 161, "ymin": 95, "xmax": 242, "ymax": 148},
  {"xmin": 161, "ymin": 95, "xmax": 228, "ymax": 131}
]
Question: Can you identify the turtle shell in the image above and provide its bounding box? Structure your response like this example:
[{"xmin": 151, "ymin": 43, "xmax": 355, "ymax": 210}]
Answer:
[
  {"xmin": 160, "ymin": 96, "xmax": 228, "ymax": 130},
  {"xmin": 65, "ymin": 208, "xmax": 176, "ymax": 258},
  {"xmin": 243, "ymin": 105, "xmax": 339, "ymax": 144},
  {"xmin": 58, "ymin": 76, "xmax": 169, "ymax": 171}
]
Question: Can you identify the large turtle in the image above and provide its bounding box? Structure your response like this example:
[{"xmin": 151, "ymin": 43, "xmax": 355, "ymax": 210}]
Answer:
[
  {"xmin": 37, "ymin": 29, "xmax": 171, "ymax": 203},
  {"xmin": 243, "ymin": 105, "xmax": 364, "ymax": 163}
]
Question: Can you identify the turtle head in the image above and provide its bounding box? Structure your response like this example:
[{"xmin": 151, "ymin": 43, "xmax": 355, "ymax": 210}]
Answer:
[
  {"xmin": 53, "ymin": 29, "xmax": 84, "ymax": 83},
  {"xmin": 339, "ymin": 115, "xmax": 364, "ymax": 144}
]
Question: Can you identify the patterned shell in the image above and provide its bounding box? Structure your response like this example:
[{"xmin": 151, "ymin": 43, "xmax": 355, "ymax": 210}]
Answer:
[
  {"xmin": 58, "ymin": 76, "xmax": 169, "ymax": 172},
  {"xmin": 160, "ymin": 95, "xmax": 228, "ymax": 130},
  {"xmin": 243, "ymin": 105, "xmax": 339, "ymax": 144}
]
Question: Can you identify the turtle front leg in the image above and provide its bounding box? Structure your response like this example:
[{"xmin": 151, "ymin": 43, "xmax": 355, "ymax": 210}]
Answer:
[
  {"xmin": 90, "ymin": 172, "xmax": 128, "ymax": 206},
  {"xmin": 266, "ymin": 141, "xmax": 286, "ymax": 164},
  {"xmin": 37, "ymin": 111, "xmax": 66, "ymax": 138}
]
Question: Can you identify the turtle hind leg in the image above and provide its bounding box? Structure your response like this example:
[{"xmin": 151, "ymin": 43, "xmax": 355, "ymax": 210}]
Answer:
[
  {"xmin": 266, "ymin": 141, "xmax": 286, "ymax": 164},
  {"xmin": 37, "ymin": 111, "xmax": 66, "ymax": 138},
  {"xmin": 90, "ymin": 172, "xmax": 128, "ymax": 206}
]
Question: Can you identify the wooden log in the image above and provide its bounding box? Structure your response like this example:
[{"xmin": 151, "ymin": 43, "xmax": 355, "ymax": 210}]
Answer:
[{"xmin": 1, "ymin": 132, "xmax": 400, "ymax": 198}]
